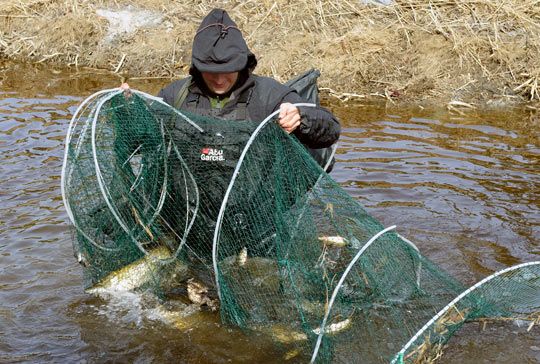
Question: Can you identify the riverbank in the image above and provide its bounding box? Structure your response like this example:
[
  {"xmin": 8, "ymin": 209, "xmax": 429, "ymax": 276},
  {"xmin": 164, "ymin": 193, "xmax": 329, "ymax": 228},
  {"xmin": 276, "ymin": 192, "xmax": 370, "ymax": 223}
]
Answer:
[{"xmin": 1, "ymin": 0, "xmax": 540, "ymax": 113}]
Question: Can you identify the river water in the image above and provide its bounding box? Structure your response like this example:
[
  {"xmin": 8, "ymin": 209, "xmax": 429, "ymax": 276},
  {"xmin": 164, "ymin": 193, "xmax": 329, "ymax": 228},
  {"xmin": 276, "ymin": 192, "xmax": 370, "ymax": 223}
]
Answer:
[{"xmin": 0, "ymin": 61, "xmax": 539, "ymax": 363}]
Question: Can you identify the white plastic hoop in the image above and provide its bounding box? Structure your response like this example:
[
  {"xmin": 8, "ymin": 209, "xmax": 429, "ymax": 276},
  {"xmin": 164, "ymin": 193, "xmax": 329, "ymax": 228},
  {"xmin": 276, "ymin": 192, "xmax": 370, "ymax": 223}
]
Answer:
[
  {"xmin": 390, "ymin": 260, "xmax": 540, "ymax": 363},
  {"xmin": 62, "ymin": 89, "xmax": 202, "ymax": 262},
  {"xmin": 61, "ymin": 89, "xmax": 123, "ymax": 251},
  {"xmin": 310, "ymin": 225, "xmax": 397, "ymax": 363},
  {"xmin": 211, "ymin": 103, "xmax": 317, "ymax": 299}
]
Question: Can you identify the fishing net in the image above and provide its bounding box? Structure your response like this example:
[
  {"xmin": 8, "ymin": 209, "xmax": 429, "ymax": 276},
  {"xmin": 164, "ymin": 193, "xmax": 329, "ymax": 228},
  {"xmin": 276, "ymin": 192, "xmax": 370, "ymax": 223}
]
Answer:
[{"xmin": 62, "ymin": 88, "xmax": 540, "ymax": 364}]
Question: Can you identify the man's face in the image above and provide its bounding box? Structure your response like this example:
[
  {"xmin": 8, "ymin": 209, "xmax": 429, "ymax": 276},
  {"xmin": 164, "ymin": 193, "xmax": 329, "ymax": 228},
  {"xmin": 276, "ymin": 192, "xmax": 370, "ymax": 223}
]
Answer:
[{"xmin": 201, "ymin": 72, "xmax": 239, "ymax": 95}]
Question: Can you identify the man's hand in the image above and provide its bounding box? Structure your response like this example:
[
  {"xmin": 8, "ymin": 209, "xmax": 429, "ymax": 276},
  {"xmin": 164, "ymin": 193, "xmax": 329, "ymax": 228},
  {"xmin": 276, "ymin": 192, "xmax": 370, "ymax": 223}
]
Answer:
[
  {"xmin": 118, "ymin": 82, "xmax": 132, "ymax": 97},
  {"xmin": 278, "ymin": 103, "xmax": 301, "ymax": 134}
]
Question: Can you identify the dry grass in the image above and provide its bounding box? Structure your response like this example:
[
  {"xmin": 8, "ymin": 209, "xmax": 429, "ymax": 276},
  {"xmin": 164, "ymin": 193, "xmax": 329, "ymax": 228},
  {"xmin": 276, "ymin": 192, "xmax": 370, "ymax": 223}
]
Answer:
[{"xmin": 1, "ymin": 0, "xmax": 540, "ymax": 107}]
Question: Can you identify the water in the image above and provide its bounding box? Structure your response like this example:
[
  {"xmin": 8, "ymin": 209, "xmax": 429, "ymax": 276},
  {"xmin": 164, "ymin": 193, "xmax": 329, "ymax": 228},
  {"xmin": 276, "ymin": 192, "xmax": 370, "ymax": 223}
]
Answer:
[{"xmin": 0, "ymin": 61, "xmax": 539, "ymax": 363}]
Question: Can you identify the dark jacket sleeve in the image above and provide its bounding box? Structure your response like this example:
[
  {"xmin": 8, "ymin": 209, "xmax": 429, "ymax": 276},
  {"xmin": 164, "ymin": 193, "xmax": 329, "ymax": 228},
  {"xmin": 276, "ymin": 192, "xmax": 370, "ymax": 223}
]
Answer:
[{"xmin": 278, "ymin": 91, "xmax": 340, "ymax": 149}]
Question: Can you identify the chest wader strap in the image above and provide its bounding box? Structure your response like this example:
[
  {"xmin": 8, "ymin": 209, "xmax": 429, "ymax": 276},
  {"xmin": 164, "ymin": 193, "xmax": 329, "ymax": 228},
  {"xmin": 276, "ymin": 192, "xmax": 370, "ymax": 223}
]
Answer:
[
  {"xmin": 174, "ymin": 78, "xmax": 253, "ymax": 121},
  {"xmin": 173, "ymin": 77, "xmax": 193, "ymax": 110},
  {"xmin": 235, "ymin": 88, "xmax": 252, "ymax": 121},
  {"xmin": 184, "ymin": 95, "xmax": 199, "ymax": 114}
]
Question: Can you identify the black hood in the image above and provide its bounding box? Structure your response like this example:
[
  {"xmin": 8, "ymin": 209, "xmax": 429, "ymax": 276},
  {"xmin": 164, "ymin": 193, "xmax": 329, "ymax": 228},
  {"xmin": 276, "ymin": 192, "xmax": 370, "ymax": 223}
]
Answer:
[{"xmin": 190, "ymin": 8, "xmax": 257, "ymax": 75}]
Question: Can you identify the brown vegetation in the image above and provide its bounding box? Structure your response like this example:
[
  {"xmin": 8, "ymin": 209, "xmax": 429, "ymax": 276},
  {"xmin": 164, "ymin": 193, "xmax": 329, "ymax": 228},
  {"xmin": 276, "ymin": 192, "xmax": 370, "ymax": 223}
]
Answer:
[{"xmin": 1, "ymin": 0, "xmax": 540, "ymax": 110}]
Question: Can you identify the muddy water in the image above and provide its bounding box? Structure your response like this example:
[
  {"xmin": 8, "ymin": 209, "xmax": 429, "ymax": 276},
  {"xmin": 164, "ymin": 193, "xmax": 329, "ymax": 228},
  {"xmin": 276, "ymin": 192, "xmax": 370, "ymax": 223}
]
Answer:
[{"xmin": 0, "ymin": 61, "xmax": 538, "ymax": 363}]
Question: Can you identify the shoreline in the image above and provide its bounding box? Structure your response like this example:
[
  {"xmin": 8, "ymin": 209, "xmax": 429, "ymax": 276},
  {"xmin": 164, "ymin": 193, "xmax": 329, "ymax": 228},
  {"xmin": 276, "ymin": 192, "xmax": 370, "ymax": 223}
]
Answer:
[{"xmin": 1, "ymin": 0, "xmax": 540, "ymax": 113}]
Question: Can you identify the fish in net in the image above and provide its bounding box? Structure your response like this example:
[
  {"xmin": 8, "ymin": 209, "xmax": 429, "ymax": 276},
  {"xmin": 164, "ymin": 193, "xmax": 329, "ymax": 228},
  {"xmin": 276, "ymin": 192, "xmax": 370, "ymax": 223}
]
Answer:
[{"xmin": 61, "ymin": 89, "xmax": 540, "ymax": 363}]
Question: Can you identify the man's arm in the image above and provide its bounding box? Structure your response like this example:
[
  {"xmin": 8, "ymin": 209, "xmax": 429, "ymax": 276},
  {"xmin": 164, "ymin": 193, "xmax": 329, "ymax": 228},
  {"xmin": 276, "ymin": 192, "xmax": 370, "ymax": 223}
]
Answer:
[{"xmin": 278, "ymin": 91, "xmax": 340, "ymax": 149}]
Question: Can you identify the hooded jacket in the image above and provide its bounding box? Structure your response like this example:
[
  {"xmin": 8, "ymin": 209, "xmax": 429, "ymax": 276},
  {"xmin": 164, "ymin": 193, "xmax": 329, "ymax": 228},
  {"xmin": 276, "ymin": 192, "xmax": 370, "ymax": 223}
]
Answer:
[{"xmin": 158, "ymin": 8, "xmax": 340, "ymax": 150}]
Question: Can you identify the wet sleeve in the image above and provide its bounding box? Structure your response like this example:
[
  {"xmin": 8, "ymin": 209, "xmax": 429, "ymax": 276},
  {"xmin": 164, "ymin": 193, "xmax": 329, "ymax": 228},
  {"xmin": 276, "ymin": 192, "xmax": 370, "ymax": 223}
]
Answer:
[
  {"xmin": 157, "ymin": 86, "xmax": 174, "ymax": 106},
  {"xmin": 279, "ymin": 91, "xmax": 341, "ymax": 149}
]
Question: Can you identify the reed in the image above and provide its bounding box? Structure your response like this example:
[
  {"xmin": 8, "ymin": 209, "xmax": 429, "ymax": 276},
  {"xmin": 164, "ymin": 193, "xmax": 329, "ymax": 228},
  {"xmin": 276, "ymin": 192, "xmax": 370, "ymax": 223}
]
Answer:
[{"xmin": 1, "ymin": 0, "xmax": 539, "ymax": 107}]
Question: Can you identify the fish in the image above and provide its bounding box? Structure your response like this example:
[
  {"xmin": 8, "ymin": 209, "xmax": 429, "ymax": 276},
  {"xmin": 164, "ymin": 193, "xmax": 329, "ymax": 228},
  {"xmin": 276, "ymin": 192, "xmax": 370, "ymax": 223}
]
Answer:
[
  {"xmin": 311, "ymin": 317, "xmax": 352, "ymax": 335},
  {"xmin": 147, "ymin": 301, "xmax": 210, "ymax": 330},
  {"xmin": 186, "ymin": 278, "xmax": 219, "ymax": 311},
  {"xmin": 85, "ymin": 245, "xmax": 189, "ymax": 296},
  {"xmin": 219, "ymin": 249, "xmax": 353, "ymax": 343},
  {"xmin": 283, "ymin": 348, "xmax": 300, "ymax": 360},
  {"xmin": 236, "ymin": 246, "xmax": 248, "ymax": 266},
  {"xmin": 251, "ymin": 316, "xmax": 353, "ymax": 345},
  {"xmin": 264, "ymin": 324, "xmax": 308, "ymax": 344},
  {"xmin": 220, "ymin": 255, "xmax": 281, "ymax": 293},
  {"xmin": 318, "ymin": 235, "xmax": 348, "ymax": 247}
]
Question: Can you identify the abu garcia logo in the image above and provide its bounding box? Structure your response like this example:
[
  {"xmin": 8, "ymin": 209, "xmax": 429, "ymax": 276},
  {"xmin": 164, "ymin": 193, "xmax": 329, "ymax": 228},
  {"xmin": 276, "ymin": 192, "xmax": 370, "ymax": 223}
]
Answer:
[{"xmin": 201, "ymin": 147, "xmax": 225, "ymax": 161}]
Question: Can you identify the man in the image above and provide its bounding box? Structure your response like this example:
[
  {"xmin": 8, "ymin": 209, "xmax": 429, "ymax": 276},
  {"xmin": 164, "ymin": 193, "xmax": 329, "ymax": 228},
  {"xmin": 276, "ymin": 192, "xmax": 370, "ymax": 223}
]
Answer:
[
  {"xmin": 120, "ymin": 8, "xmax": 341, "ymax": 258},
  {"xmin": 122, "ymin": 8, "xmax": 340, "ymax": 162}
]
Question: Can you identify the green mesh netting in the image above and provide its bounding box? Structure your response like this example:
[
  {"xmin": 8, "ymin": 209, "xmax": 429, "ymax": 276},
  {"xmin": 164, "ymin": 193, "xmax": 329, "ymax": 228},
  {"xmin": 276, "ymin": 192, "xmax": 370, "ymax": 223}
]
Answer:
[{"xmin": 61, "ymin": 89, "xmax": 540, "ymax": 363}]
